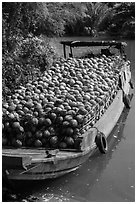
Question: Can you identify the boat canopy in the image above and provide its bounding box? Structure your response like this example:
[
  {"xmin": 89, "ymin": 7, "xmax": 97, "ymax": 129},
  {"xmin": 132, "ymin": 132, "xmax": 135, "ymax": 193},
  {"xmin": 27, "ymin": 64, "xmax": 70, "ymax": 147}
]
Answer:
[
  {"xmin": 60, "ymin": 40, "xmax": 127, "ymax": 58},
  {"xmin": 60, "ymin": 40, "xmax": 127, "ymax": 47}
]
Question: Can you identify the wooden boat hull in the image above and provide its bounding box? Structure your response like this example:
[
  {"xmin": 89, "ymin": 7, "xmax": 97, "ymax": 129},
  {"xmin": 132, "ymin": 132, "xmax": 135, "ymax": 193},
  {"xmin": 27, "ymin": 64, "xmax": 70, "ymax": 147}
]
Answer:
[{"xmin": 2, "ymin": 63, "xmax": 132, "ymax": 180}]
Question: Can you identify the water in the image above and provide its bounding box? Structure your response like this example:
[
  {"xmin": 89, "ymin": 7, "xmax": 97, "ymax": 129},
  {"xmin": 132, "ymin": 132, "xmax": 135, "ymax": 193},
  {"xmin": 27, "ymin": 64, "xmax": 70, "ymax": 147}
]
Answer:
[{"xmin": 3, "ymin": 38, "xmax": 135, "ymax": 202}]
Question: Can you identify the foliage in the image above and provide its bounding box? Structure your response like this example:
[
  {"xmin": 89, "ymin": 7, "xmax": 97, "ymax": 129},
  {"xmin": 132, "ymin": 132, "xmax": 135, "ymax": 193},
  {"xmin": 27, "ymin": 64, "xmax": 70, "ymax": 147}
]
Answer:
[
  {"xmin": 2, "ymin": 34, "xmax": 58, "ymax": 98},
  {"xmin": 2, "ymin": 2, "xmax": 66, "ymax": 38},
  {"xmin": 82, "ymin": 2, "xmax": 135, "ymax": 38},
  {"xmin": 61, "ymin": 2, "xmax": 87, "ymax": 35},
  {"xmin": 2, "ymin": 2, "xmax": 48, "ymax": 35},
  {"xmin": 83, "ymin": 2, "xmax": 113, "ymax": 36},
  {"xmin": 2, "ymin": 2, "xmax": 135, "ymax": 43},
  {"xmin": 107, "ymin": 2, "xmax": 135, "ymax": 38}
]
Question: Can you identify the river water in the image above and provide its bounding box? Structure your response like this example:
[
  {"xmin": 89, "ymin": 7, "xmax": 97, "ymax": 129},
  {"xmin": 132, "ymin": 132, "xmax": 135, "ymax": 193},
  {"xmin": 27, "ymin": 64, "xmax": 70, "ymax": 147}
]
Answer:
[{"xmin": 3, "ymin": 38, "xmax": 135, "ymax": 202}]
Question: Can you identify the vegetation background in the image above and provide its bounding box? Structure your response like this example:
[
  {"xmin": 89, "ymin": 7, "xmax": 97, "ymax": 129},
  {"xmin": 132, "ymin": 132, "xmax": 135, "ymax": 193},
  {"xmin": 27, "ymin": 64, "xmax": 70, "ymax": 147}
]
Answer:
[{"xmin": 2, "ymin": 2, "xmax": 135, "ymax": 98}]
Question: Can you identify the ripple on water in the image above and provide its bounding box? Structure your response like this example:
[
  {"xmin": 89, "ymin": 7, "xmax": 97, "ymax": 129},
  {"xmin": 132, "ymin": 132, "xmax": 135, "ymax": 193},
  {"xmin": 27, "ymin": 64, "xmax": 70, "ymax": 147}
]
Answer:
[{"xmin": 42, "ymin": 193, "xmax": 70, "ymax": 202}]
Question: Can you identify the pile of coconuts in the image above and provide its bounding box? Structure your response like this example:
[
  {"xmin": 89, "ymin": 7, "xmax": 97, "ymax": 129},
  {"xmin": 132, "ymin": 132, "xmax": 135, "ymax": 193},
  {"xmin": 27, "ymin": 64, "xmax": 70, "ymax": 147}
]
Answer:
[{"xmin": 2, "ymin": 54, "xmax": 123, "ymax": 149}]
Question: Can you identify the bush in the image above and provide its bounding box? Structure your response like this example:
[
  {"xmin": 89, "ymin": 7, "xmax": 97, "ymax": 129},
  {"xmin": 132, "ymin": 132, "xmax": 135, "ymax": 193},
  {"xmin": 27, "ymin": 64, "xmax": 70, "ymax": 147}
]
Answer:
[
  {"xmin": 13, "ymin": 34, "xmax": 58, "ymax": 70},
  {"xmin": 2, "ymin": 34, "xmax": 58, "ymax": 99}
]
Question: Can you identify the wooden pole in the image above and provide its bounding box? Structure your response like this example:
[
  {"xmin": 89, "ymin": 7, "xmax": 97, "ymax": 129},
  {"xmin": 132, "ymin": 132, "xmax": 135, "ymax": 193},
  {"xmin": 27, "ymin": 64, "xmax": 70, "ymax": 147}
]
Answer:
[
  {"xmin": 70, "ymin": 46, "xmax": 73, "ymax": 58},
  {"xmin": 63, "ymin": 44, "xmax": 66, "ymax": 58}
]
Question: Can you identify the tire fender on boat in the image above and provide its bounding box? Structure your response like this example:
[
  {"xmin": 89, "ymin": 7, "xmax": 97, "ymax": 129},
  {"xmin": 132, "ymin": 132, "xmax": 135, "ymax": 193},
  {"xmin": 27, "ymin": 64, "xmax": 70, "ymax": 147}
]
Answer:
[{"xmin": 95, "ymin": 132, "xmax": 108, "ymax": 154}]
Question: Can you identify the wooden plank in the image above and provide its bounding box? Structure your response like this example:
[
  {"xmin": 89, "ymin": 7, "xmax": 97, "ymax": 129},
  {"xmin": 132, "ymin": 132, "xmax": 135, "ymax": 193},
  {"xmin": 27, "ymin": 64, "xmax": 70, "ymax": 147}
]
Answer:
[
  {"xmin": 2, "ymin": 148, "xmax": 59, "ymax": 157},
  {"xmin": 7, "ymin": 166, "xmax": 80, "ymax": 180},
  {"xmin": 60, "ymin": 41, "xmax": 127, "ymax": 48}
]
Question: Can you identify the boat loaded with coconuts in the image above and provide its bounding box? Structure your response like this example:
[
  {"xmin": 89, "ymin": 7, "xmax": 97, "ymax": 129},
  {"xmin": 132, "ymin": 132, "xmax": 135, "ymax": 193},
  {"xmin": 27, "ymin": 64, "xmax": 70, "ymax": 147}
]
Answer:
[{"xmin": 2, "ymin": 40, "xmax": 134, "ymax": 180}]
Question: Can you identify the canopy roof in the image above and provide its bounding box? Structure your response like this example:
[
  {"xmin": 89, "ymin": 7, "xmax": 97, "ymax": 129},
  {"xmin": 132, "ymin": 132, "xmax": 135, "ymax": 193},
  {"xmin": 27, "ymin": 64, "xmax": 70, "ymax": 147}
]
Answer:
[{"xmin": 60, "ymin": 40, "xmax": 127, "ymax": 48}]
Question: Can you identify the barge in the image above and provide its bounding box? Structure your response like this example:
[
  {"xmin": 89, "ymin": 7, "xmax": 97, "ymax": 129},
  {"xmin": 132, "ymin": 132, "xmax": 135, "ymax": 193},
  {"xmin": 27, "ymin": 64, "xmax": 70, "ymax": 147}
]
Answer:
[{"xmin": 2, "ymin": 40, "xmax": 133, "ymax": 180}]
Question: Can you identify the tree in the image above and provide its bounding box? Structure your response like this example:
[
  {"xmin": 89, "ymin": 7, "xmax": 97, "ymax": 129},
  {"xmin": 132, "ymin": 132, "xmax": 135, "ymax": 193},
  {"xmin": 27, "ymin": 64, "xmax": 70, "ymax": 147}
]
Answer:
[
  {"xmin": 107, "ymin": 2, "xmax": 135, "ymax": 38},
  {"xmin": 83, "ymin": 2, "xmax": 113, "ymax": 36}
]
